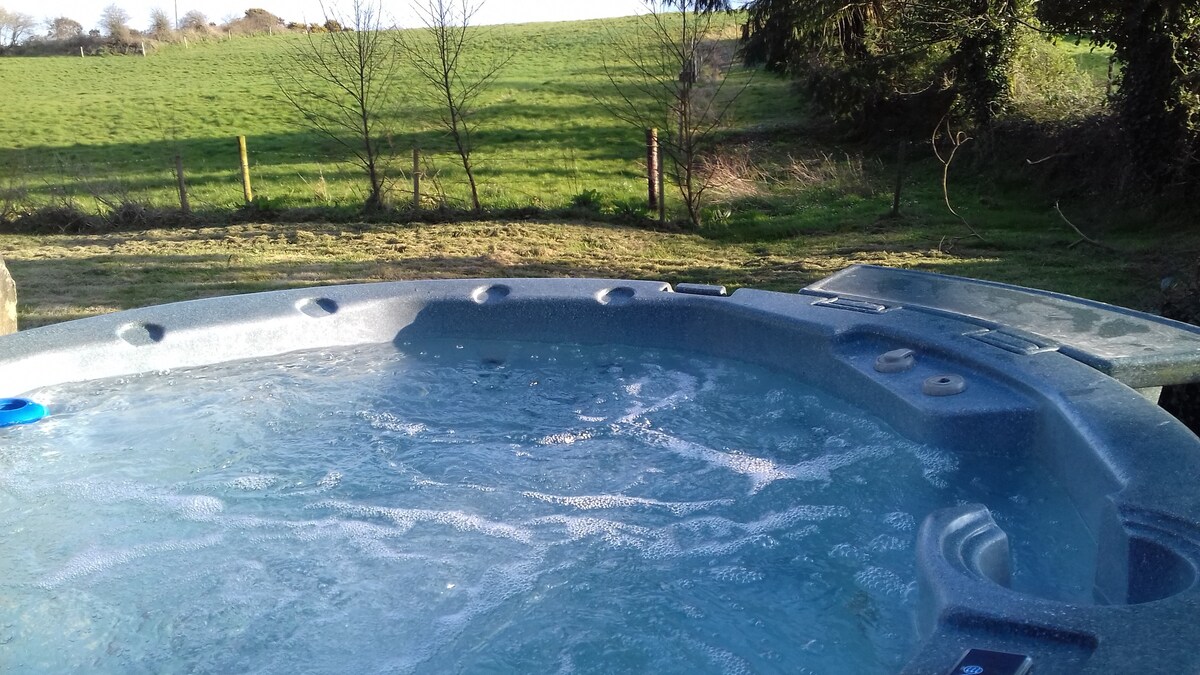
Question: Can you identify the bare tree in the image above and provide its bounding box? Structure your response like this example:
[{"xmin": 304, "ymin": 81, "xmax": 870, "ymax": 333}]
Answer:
[
  {"xmin": 397, "ymin": 0, "xmax": 510, "ymax": 212},
  {"xmin": 100, "ymin": 4, "xmax": 132, "ymax": 43},
  {"xmin": 179, "ymin": 10, "xmax": 210, "ymax": 34},
  {"xmin": 276, "ymin": 0, "xmax": 401, "ymax": 210},
  {"xmin": 148, "ymin": 8, "xmax": 174, "ymax": 40},
  {"xmin": 600, "ymin": 0, "xmax": 748, "ymax": 227},
  {"xmin": 0, "ymin": 8, "xmax": 36, "ymax": 47}
]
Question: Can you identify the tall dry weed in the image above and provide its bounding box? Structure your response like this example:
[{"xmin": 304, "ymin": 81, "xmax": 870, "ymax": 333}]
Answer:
[
  {"xmin": 786, "ymin": 152, "xmax": 876, "ymax": 197},
  {"xmin": 699, "ymin": 145, "xmax": 771, "ymax": 199}
]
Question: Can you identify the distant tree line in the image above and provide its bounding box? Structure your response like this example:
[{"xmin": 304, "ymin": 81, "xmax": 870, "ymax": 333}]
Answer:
[{"xmin": 0, "ymin": 5, "xmax": 351, "ymax": 56}]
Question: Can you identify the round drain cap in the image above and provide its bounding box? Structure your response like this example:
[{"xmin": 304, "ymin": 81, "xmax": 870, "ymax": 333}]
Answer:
[{"xmin": 923, "ymin": 374, "xmax": 967, "ymax": 397}]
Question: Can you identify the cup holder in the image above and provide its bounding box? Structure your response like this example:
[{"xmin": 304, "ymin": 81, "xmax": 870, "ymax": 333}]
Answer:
[
  {"xmin": 1125, "ymin": 536, "xmax": 1196, "ymax": 604},
  {"xmin": 1095, "ymin": 515, "xmax": 1200, "ymax": 606},
  {"xmin": 924, "ymin": 504, "xmax": 1200, "ymax": 608}
]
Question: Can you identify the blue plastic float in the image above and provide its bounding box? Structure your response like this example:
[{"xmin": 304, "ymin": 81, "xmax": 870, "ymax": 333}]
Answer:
[{"xmin": 0, "ymin": 398, "xmax": 46, "ymax": 428}]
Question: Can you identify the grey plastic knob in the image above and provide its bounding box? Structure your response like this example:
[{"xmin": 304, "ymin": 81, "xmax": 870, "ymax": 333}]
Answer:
[{"xmin": 875, "ymin": 348, "xmax": 916, "ymax": 373}]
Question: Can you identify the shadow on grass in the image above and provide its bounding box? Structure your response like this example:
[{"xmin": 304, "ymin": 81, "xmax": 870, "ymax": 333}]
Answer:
[{"xmin": 0, "ymin": 109, "xmax": 651, "ymax": 204}]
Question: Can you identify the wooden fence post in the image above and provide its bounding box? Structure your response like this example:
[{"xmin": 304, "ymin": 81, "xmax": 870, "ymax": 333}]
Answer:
[
  {"xmin": 646, "ymin": 128, "xmax": 659, "ymax": 211},
  {"xmin": 412, "ymin": 145, "xmax": 421, "ymax": 209},
  {"xmin": 238, "ymin": 136, "xmax": 254, "ymax": 204},
  {"xmin": 0, "ymin": 256, "xmax": 16, "ymax": 335},
  {"xmin": 174, "ymin": 155, "xmax": 190, "ymax": 215},
  {"xmin": 890, "ymin": 140, "xmax": 906, "ymax": 218},
  {"xmin": 657, "ymin": 139, "xmax": 667, "ymax": 224}
]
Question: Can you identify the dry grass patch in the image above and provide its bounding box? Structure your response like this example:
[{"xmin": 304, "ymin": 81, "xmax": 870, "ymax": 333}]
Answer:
[
  {"xmin": 1, "ymin": 210, "xmax": 1170, "ymax": 330},
  {"xmin": 1, "ymin": 220, "xmax": 987, "ymax": 328},
  {"xmin": 785, "ymin": 152, "xmax": 876, "ymax": 197}
]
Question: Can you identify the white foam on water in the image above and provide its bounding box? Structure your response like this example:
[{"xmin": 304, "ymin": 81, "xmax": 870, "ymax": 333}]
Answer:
[
  {"xmin": 784, "ymin": 524, "xmax": 822, "ymax": 540},
  {"xmin": 789, "ymin": 444, "xmax": 895, "ymax": 482},
  {"xmin": 709, "ymin": 566, "xmax": 765, "ymax": 584},
  {"xmin": 356, "ymin": 410, "xmax": 428, "ymax": 436},
  {"xmin": 3, "ymin": 477, "xmax": 227, "ymax": 522},
  {"xmin": 628, "ymin": 428, "xmax": 794, "ymax": 493},
  {"xmin": 220, "ymin": 511, "xmax": 434, "ymax": 562},
  {"xmin": 38, "ymin": 534, "xmax": 223, "ymax": 589},
  {"xmin": 907, "ymin": 445, "xmax": 959, "ymax": 489},
  {"xmin": 229, "ymin": 475, "xmax": 278, "ymax": 490},
  {"xmin": 407, "ymin": 472, "xmax": 498, "ymax": 492},
  {"xmin": 676, "ymin": 506, "xmax": 848, "ymax": 558},
  {"xmin": 754, "ymin": 504, "xmax": 852, "ymax": 529},
  {"xmin": 463, "ymin": 483, "xmax": 497, "ymax": 493},
  {"xmin": 629, "ymin": 427, "xmax": 892, "ymax": 493},
  {"xmin": 884, "ymin": 512, "xmax": 916, "ymax": 532},
  {"xmin": 529, "ymin": 514, "xmax": 673, "ymax": 554},
  {"xmin": 411, "ymin": 550, "xmax": 553, "ymax": 671},
  {"xmin": 867, "ymin": 534, "xmax": 910, "ymax": 552},
  {"xmin": 697, "ymin": 362, "xmax": 734, "ymax": 394},
  {"xmin": 536, "ymin": 429, "xmax": 595, "ymax": 446},
  {"xmin": 522, "ymin": 491, "xmax": 734, "ymax": 515},
  {"xmin": 523, "ymin": 503, "xmax": 849, "ymax": 562},
  {"xmin": 163, "ymin": 494, "xmax": 225, "ymax": 521},
  {"xmin": 615, "ymin": 371, "xmax": 698, "ymax": 424},
  {"xmin": 854, "ymin": 566, "xmax": 915, "ymax": 599},
  {"xmin": 829, "ymin": 543, "xmax": 870, "ymax": 562},
  {"xmin": 683, "ymin": 635, "xmax": 754, "ymax": 675},
  {"xmin": 315, "ymin": 499, "xmax": 535, "ymax": 544}
]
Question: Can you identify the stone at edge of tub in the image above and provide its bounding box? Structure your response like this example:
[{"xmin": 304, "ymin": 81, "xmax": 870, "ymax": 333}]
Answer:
[{"xmin": 0, "ymin": 256, "xmax": 15, "ymax": 336}]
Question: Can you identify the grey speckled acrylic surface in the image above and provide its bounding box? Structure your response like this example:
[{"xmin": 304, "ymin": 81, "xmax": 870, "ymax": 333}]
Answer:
[
  {"xmin": 2, "ymin": 271, "xmax": 1200, "ymax": 674},
  {"xmin": 804, "ymin": 264, "xmax": 1200, "ymax": 388}
]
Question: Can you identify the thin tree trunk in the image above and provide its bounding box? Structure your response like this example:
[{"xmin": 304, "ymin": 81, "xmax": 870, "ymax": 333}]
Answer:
[
  {"xmin": 447, "ymin": 122, "xmax": 480, "ymax": 212},
  {"xmin": 463, "ymin": 157, "xmax": 481, "ymax": 212},
  {"xmin": 361, "ymin": 102, "xmax": 383, "ymax": 208}
]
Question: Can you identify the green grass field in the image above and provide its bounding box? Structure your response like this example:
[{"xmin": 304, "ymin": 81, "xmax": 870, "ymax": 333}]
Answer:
[
  {"xmin": 0, "ymin": 15, "xmax": 785, "ymax": 211},
  {"xmin": 0, "ymin": 16, "xmax": 1194, "ymax": 327}
]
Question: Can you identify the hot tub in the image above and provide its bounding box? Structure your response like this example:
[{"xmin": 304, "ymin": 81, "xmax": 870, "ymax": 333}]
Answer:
[{"xmin": 2, "ymin": 265, "xmax": 1200, "ymax": 674}]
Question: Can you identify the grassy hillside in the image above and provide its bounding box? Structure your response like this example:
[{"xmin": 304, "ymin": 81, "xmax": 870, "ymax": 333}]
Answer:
[{"xmin": 0, "ymin": 15, "xmax": 789, "ymax": 211}]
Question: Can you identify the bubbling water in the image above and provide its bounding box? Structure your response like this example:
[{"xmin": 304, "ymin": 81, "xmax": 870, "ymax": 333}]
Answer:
[{"xmin": 0, "ymin": 340, "xmax": 1093, "ymax": 673}]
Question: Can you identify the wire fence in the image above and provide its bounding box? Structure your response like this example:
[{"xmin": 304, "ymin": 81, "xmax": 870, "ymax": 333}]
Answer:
[{"xmin": 0, "ymin": 135, "xmax": 658, "ymax": 217}]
